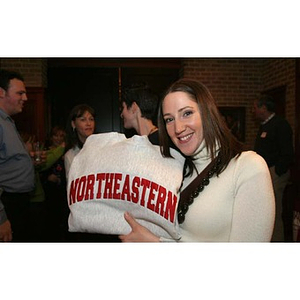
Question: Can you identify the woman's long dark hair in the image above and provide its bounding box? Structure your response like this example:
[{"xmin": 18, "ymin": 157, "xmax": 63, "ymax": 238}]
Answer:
[
  {"xmin": 65, "ymin": 104, "xmax": 95, "ymax": 152},
  {"xmin": 158, "ymin": 78, "xmax": 245, "ymax": 177}
]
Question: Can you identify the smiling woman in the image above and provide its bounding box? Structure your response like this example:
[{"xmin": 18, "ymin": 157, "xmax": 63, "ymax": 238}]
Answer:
[
  {"xmin": 162, "ymin": 91, "xmax": 203, "ymax": 156},
  {"xmin": 64, "ymin": 104, "xmax": 96, "ymax": 181},
  {"xmin": 120, "ymin": 78, "xmax": 276, "ymax": 242}
]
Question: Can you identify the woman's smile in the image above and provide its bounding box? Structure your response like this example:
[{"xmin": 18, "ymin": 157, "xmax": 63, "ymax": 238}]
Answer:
[{"xmin": 177, "ymin": 132, "xmax": 194, "ymax": 143}]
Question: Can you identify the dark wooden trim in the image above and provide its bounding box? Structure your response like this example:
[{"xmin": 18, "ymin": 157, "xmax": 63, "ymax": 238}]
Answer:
[
  {"xmin": 47, "ymin": 58, "xmax": 182, "ymax": 69},
  {"xmin": 13, "ymin": 87, "xmax": 46, "ymax": 141},
  {"xmin": 295, "ymin": 60, "xmax": 300, "ymax": 177}
]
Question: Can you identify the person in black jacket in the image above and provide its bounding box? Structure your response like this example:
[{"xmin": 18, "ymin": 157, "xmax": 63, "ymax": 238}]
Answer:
[{"xmin": 253, "ymin": 94, "xmax": 294, "ymax": 242}]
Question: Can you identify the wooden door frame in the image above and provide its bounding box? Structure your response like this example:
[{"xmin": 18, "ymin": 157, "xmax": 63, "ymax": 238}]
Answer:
[
  {"xmin": 295, "ymin": 60, "xmax": 300, "ymax": 184},
  {"xmin": 13, "ymin": 87, "xmax": 46, "ymax": 141}
]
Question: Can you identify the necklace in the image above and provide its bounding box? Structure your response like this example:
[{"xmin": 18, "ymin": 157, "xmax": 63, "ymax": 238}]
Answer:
[
  {"xmin": 149, "ymin": 126, "xmax": 158, "ymax": 135},
  {"xmin": 177, "ymin": 155, "xmax": 221, "ymax": 224}
]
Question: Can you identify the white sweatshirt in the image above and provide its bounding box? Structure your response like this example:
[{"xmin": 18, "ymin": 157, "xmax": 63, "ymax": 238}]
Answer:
[
  {"xmin": 64, "ymin": 145, "xmax": 80, "ymax": 181},
  {"xmin": 67, "ymin": 132, "xmax": 185, "ymax": 240}
]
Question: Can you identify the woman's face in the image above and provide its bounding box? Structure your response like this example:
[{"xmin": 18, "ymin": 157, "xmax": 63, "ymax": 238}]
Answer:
[
  {"xmin": 51, "ymin": 130, "xmax": 66, "ymax": 147},
  {"xmin": 162, "ymin": 91, "xmax": 203, "ymax": 156},
  {"xmin": 72, "ymin": 111, "xmax": 95, "ymax": 142}
]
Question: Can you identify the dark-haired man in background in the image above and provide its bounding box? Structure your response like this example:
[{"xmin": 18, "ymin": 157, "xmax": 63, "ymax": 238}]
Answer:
[
  {"xmin": 0, "ymin": 69, "xmax": 35, "ymax": 242},
  {"xmin": 253, "ymin": 94, "xmax": 294, "ymax": 242},
  {"xmin": 120, "ymin": 83, "xmax": 159, "ymax": 145}
]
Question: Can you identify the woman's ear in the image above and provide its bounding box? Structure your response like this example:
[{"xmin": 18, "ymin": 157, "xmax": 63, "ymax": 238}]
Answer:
[
  {"xmin": 71, "ymin": 120, "xmax": 76, "ymax": 130},
  {"xmin": 131, "ymin": 102, "xmax": 140, "ymax": 114}
]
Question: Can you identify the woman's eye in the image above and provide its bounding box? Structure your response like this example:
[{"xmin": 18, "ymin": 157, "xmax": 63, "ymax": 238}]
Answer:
[
  {"xmin": 164, "ymin": 117, "xmax": 173, "ymax": 124},
  {"xmin": 183, "ymin": 110, "xmax": 193, "ymax": 117}
]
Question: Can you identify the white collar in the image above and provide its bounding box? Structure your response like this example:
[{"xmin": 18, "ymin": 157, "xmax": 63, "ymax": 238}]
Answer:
[{"xmin": 262, "ymin": 113, "xmax": 275, "ymax": 125}]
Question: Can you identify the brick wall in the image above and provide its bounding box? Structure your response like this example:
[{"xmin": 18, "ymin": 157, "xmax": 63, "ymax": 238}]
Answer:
[
  {"xmin": 0, "ymin": 58, "xmax": 296, "ymax": 149},
  {"xmin": 181, "ymin": 58, "xmax": 296, "ymax": 148},
  {"xmin": 261, "ymin": 58, "xmax": 296, "ymax": 131},
  {"xmin": 0, "ymin": 58, "xmax": 47, "ymax": 88}
]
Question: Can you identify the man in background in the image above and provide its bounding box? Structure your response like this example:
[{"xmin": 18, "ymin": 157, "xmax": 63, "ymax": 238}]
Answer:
[
  {"xmin": 120, "ymin": 83, "xmax": 159, "ymax": 145},
  {"xmin": 0, "ymin": 69, "xmax": 35, "ymax": 242},
  {"xmin": 253, "ymin": 94, "xmax": 294, "ymax": 242}
]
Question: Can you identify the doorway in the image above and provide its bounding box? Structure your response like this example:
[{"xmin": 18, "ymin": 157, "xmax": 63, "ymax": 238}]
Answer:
[
  {"xmin": 47, "ymin": 67, "xmax": 120, "ymax": 134},
  {"xmin": 47, "ymin": 59, "xmax": 181, "ymax": 136}
]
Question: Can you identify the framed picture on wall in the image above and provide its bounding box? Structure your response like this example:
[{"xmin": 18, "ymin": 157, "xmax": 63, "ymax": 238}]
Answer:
[{"xmin": 218, "ymin": 106, "xmax": 246, "ymax": 142}]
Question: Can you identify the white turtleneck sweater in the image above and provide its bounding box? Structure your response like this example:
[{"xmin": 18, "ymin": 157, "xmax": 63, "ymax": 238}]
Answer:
[{"xmin": 177, "ymin": 142, "xmax": 275, "ymax": 242}]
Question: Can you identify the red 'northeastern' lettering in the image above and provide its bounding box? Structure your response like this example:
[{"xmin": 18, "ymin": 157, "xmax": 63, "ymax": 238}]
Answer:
[
  {"xmin": 131, "ymin": 176, "xmax": 140, "ymax": 203},
  {"xmin": 155, "ymin": 185, "xmax": 167, "ymax": 216},
  {"xmin": 69, "ymin": 178, "xmax": 79, "ymax": 205},
  {"xmin": 121, "ymin": 174, "xmax": 131, "ymax": 201},
  {"xmin": 77, "ymin": 176, "xmax": 87, "ymax": 202},
  {"xmin": 147, "ymin": 182, "xmax": 158, "ymax": 211},
  {"xmin": 164, "ymin": 191, "xmax": 177, "ymax": 222},
  {"xmin": 96, "ymin": 173, "xmax": 105, "ymax": 198},
  {"xmin": 103, "ymin": 173, "xmax": 114, "ymax": 198},
  {"xmin": 68, "ymin": 172, "xmax": 178, "ymax": 223},
  {"xmin": 85, "ymin": 174, "xmax": 95, "ymax": 200},
  {"xmin": 140, "ymin": 178, "xmax": 150, "ymax": 206},
  {"xmin": 113, "ymin": 173, "xmax": 122, "ymax": 199}
]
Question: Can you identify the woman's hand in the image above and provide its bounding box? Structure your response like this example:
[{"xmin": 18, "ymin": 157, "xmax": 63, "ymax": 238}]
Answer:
[
  {"xmin": 47, "ymin": 174, "xmax": 61, "ymax": 184},
  {"xmin": 119, "ymin": 212, "xmax": 160, "ymax": 242}
]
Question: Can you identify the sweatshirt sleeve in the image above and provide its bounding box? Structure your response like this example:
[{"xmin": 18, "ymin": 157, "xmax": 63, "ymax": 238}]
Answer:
[{"xmin": 40, "ymin": 146, "xmax": 65, "ymax": 171}]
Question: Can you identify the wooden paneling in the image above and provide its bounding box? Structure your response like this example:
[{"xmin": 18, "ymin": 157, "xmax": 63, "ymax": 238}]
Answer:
[
  {"xmin": 47, "ymin": 58, "xmax": 182, "ymax": 69},
  {"xmin": 295, "ymin": 61, "xmax": 300, "ymax": 177},
  {"xmin": 13, "ymin": 87, "xmax": 46, "ymax": 141},
  {"xmin": 47, "ymin": 68, "xmax": 120, "ymax": 134},
  {"xmin": 47, "ymin": 65, "xmax": 180, "ymax": 135}
]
